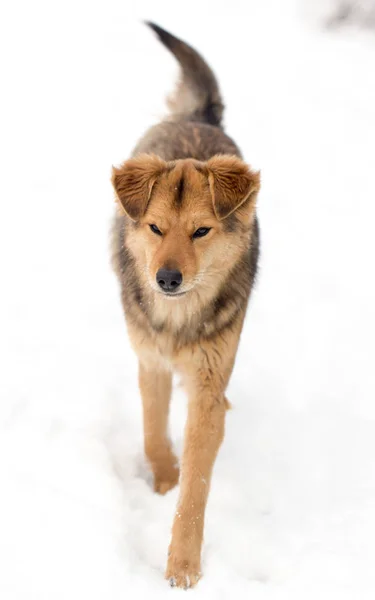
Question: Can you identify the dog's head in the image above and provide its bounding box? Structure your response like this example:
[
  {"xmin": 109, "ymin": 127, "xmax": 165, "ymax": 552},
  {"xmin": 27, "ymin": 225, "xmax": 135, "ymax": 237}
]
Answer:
[{"xmin": 112, "ymin": 154, "xmax": 260, "ymax": 300}]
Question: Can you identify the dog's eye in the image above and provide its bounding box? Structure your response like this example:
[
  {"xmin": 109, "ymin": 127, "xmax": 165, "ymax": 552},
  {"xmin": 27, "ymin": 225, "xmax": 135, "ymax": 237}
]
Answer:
[
  {"xmin": 192, "ymin": 227, "xmax": 211, "ymax": 239},
  {"xmin": 149, "ymin": 224, "xmax": 162, "ymax": 236}
]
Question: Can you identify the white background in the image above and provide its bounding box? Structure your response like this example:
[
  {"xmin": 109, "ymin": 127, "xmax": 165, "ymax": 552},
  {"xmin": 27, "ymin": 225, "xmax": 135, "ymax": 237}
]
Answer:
[{"xmin": 1, "ymin": 1, "xmax": 375, "ymax": 598}]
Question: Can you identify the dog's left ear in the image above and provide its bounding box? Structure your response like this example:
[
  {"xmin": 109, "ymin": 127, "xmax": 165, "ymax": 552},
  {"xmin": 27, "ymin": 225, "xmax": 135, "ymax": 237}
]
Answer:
[
  {"xmin": 111, "ymin": 154, "xmax": 167, "ymax": 221},
  {"xmin": 206, "ymin": 155, "xmax": 260, "ymax": 220}
]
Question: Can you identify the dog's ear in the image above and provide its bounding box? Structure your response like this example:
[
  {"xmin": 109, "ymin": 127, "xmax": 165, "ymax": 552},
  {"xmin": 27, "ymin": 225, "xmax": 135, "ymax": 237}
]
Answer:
[
  {"xmin": 111, "ymin": 154, "xmax": 167, "ymax": 221},
  {"xmin": 206, "ymin": 155, "xmax": 260, "ymax": 220}
]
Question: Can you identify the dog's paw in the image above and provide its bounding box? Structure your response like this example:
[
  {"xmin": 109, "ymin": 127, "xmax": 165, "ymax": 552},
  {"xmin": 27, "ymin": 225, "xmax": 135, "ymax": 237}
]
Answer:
[
  {"xmin": 153, "ymin": 464, "xmax": 179, "ymax": 495},
  {"xmin": 165, "ymin": 555, "xmax": 201, "ymax": 589}
]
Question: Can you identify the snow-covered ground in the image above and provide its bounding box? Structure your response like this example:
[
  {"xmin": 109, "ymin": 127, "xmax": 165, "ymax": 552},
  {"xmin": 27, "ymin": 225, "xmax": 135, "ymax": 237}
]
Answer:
[{"xmin": 1, "ymin": 1, "xmax": 375, "ymax": 598}]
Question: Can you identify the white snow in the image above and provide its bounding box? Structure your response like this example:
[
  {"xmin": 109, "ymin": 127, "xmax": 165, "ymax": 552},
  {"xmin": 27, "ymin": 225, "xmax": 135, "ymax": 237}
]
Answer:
[{"xmin": 1, "ymin": 1, "xmax": 375, "ymax": 598}]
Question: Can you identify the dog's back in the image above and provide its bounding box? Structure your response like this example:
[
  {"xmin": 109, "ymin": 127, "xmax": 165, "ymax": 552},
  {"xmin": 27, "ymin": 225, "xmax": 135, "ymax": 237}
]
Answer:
[{"xmin": 133, "ymin": 23, "xmax": 242, "ymax": 161}]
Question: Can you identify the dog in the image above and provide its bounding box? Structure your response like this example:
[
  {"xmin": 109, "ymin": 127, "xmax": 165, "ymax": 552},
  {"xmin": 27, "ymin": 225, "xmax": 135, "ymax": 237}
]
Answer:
[{"xmin": 111, "ymin": 22, "xmax": 260, "ymax": 588}]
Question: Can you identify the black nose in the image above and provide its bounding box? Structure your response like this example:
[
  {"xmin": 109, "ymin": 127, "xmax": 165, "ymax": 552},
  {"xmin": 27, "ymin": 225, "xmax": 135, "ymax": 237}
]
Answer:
[{"xmin": 156, "ymin": 268, "xmax": 183, "ymax": 292}]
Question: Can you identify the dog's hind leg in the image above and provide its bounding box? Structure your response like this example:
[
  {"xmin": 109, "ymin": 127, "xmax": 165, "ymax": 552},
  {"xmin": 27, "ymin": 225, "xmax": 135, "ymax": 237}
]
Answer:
[{"xmin": 139, "ymin": 362, "xmax": 179, "ymax": 495}]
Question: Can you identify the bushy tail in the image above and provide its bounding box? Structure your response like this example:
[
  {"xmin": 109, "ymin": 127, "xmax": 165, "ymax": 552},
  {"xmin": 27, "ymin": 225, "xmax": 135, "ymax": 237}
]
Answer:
[{"xmin": 146, "ymin": 22, "xmax": 224, "ymax": 128}]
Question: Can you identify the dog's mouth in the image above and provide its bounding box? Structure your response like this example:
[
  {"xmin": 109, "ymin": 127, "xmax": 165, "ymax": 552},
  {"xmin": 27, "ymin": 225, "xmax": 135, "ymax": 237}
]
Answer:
[{"xmin": 158, "ymin": 290, "xmax": 187, "ymax": 299}]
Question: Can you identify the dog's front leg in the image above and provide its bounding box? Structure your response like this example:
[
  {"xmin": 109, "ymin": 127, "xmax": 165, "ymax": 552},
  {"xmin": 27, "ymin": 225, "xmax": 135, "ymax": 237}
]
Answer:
[
  {"xmin": 166, "ymin": 337, "xmax": 235, "ymax": 588},
  {"xmin": 165, "ymin": 385, "xmax": 226, "ymax": 587},
  {"xmin": 139, "ymin": 361, "xmax": 179, "ymax": 494}
]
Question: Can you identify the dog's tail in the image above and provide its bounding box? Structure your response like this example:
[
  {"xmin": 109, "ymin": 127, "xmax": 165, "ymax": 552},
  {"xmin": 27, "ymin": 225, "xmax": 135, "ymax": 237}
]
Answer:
[{"xmin": 146, "ymin": 22, "xmax": 224, "ymax": 128}]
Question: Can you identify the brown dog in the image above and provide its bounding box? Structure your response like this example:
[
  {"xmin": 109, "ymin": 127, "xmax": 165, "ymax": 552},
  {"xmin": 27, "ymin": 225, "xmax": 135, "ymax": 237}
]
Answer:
[{"xmin": 111, "ymin": 23, "xmax": 260, "ymax": 588}]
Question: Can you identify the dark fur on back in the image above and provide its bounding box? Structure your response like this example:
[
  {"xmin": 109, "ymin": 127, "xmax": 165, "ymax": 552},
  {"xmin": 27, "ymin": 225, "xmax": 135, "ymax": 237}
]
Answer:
[{"xmin": 146, "ymin": 22, "xmax": 224, "ymax": 127}]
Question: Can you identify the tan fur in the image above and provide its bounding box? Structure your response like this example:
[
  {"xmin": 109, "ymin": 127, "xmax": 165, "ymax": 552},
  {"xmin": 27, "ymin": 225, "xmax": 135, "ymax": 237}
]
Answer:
[{"xmin": 111, "ymin": 23, "xmax": 261, "ymax": 589}]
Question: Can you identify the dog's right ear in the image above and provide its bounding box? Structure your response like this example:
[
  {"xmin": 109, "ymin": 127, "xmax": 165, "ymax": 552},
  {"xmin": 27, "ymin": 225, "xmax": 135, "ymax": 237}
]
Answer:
[{"xmin": 111, "ymin": 154, "xmax": 166, "ymax": 221}]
